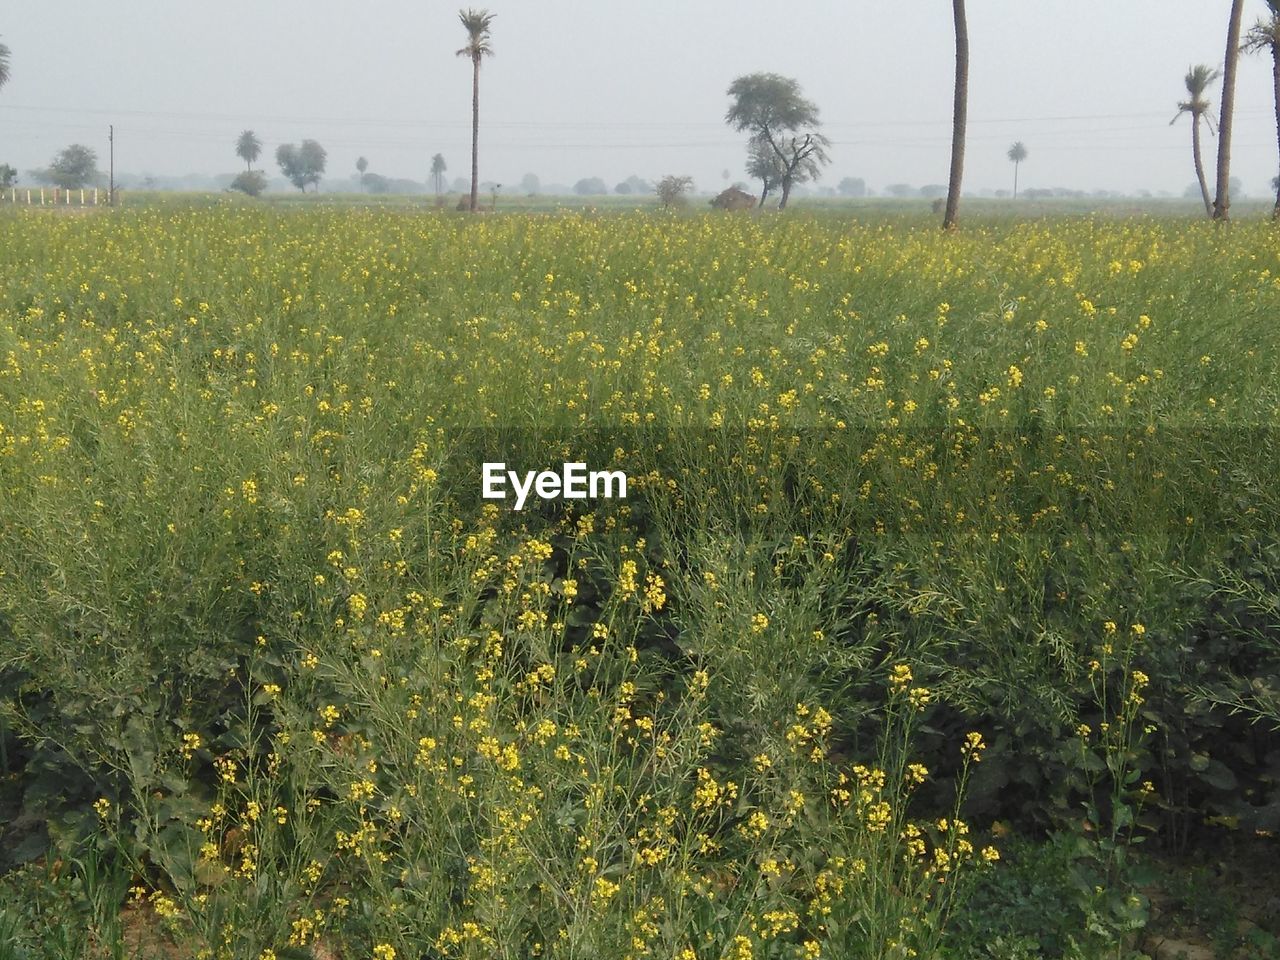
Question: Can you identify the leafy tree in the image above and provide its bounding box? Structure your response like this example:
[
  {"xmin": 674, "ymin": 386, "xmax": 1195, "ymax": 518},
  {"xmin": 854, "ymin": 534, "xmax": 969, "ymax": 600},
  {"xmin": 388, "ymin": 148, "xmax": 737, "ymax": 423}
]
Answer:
[
  {"xmin": 1007, "ymin": 142, "xmax": 1028, "ymax": 199},
  {"xmin": 520, "ymin": 171, "xmax": 540, "ymax": 195},
  {"xmin": 1244, "ymin": 0, "xmax": 1280, "ymax": 218},
  {"xmin": 276, "ymin": 140, "xmax": 327, "ymax": 193},
  {"xmin": 48, "ymin": 144, "xmax": 98, "ymax": 189},
  {"xmin": 229, "ymin": 171, "xmax": 267, "ymax": 197},
  {"xmin": 725, "ymin": 72, "xmax": 830, "ymax": 209},
  {"xmin": 574, "ymin": 177, "xmax": 608, "ymax": 195},
  {"xmin": 745, "ymin": 136, "xmax": 786, "ymax": 208},
  {"xmin": 615, "ymin": 181, "xmax": 632, "ymax": 195},
  {"xmin": 623, "ymin": 174, "xmax": 651, "ymax": 194},
  {"xmin": 655, "ymin": 175, "xmax": 694, "ymax": 208},
  {"xmin": 1171, "ymin": 65, "xmax": 1220, "ymax": 217},
  {"xmin": 837, "ymin": 176, "xmax": 866, "ymax": 198},
  {"xmin": 235, "ymin": 130, "xmax": 262, "ymax": 172},
  {"xmin": 1214, "ymin": 0, "xmax": 1246, "ymax": 220},
  {"xmin": 0, "ymin": 36, "xmax": 10, "ymax": 91},
  {"xmin": 363, "ymin": 172, "xmax": 391, "ymax": 194},
  {"xmin": 457, "ymin": 8, "xmax": 495, "ymax": 212},
  {"xmin": 356, "ymin": 156, "xmax": 369, "ymax": 192},
  {"xmin": 0, "ymin": 163, "xmax": 16, "ymax": 189},
  {"xmin": 432, "ymin": 154, "xmax": 449, "ymax": 197},
  {"xmin": 943, "ymin": 0, "xmax": 968, "ymax": 229}
]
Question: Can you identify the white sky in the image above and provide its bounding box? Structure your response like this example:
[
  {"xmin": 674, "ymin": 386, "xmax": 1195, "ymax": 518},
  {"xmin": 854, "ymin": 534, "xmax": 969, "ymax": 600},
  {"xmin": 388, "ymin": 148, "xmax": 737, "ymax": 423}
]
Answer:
[{"xmin": 2, "ymin": 0, "xmax": 1278, "ymax": 195}]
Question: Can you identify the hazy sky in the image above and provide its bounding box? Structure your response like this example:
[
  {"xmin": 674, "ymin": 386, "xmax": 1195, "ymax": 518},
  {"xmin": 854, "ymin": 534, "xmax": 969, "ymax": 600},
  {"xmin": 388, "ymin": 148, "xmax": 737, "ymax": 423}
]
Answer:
[{"xmin": 3, "ymin": 0, "xmax": 1279, "ymax": 196}]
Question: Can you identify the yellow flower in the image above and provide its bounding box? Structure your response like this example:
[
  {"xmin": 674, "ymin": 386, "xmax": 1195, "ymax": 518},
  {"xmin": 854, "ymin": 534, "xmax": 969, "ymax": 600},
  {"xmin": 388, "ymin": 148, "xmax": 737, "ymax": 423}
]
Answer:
[
  {"xmin": 889, "ymin": 663, "xmax": 913, "ymax": 692},
  {"xmin": 962, "ymin": 732, "xmax": 986, "ymax": 761}
]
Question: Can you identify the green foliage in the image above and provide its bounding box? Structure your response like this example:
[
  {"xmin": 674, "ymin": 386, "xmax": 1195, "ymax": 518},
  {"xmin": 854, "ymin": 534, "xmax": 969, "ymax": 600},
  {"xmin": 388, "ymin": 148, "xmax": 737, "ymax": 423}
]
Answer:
[
  {"xmin": 235, "ymin": 130, "xmax": 262, "ymax": 172},
  {"xmin": 275, "ymin": 140, "xmax": 327, "ymax": 193},
  {"xmin": 726, "ymin": 72, "xmax": 831, "ymax": 205},
  {"xmin": 228, "ymin": 171, "xmax": 267, "ymax": 197},
  {"xmin": 725, "ymin": 73, "xmax": 820, "ymax": 136},
  {"xmin": 362, "ymin": 172, "xmax": 390, "ymax": 194},
  {"xmin": 456, "ymin": 7, "xmax": 495, "ymax": 60},
  {"xmin": 46, "ymin": 144, "xmax": 98, "ymax": 189}
]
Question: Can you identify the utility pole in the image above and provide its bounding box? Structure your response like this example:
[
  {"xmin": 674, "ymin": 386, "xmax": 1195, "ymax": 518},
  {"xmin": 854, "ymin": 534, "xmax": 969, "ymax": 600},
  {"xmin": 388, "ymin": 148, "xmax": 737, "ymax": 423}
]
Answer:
[{"xmin": 109, "ymin": 125, "xmax": 115, "ymax": 206}]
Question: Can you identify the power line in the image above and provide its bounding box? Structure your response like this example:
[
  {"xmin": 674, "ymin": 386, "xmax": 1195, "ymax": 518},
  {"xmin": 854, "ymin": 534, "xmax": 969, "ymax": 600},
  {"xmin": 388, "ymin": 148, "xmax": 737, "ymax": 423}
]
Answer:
[{"xmin": 1, "ymin": 101, "xmax": 1271, "ymax": 131}]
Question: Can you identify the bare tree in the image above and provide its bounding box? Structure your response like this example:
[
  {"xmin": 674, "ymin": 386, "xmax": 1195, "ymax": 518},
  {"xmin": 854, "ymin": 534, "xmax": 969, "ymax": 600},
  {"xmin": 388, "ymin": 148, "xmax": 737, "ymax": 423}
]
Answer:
[
  {"xmin": 656, "ymin": 175, "xmax": 694, "ymax": 208},
  {"xmin": 746, "ymin": 137, "xmax": 786, "ymax": 208}
]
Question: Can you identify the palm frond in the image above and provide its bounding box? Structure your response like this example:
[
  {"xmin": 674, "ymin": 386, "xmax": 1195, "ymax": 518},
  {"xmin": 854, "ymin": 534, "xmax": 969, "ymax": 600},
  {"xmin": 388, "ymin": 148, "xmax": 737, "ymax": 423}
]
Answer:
[
  {"xmin": 457, "ymin": 8, "xmax": 495, "ymax": 58},
  {"xmin": 1184, "ymin": 64, "xmax": 1221, "ymax": 98},
  {"xmin": 1243, "ymin": 16, "xmax": 1280, "ymax": 54}
]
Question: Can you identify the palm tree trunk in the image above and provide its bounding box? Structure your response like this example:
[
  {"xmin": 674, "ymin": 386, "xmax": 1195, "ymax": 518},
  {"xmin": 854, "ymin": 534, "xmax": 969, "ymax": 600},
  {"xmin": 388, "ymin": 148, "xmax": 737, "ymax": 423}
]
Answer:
[
  {"xmin": 1214, "ymin": 0, "xmax": 1245, "ymax": 221},
  {"xmin": 1013, "ymin": 161, "xmax": 1019, "ymax": 200},
  {"xmin": 470, "ymin": 55, "xmax": 480, "ymax": 213},
  {"xmin": 1272, "ymin": 46, "xmax": 1280, "ymax": 219},
  {"xmin": 1192, "ymin": 117, "xmax": 1213, "ymax": 217},
  {"xmin": 943, "ymin": 0, "xmax": 968, "ymax": 229}
]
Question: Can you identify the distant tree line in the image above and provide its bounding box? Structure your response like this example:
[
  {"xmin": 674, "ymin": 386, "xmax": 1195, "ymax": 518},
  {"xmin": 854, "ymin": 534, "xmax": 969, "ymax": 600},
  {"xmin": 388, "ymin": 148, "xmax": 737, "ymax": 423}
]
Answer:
[{"xmin": 7, "ymin": 2, "xmax": 1280, "ymax": 219}]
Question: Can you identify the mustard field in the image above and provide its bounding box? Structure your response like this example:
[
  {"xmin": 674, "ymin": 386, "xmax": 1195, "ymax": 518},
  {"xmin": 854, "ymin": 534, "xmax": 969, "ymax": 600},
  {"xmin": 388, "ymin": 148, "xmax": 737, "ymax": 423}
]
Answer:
[{"xmin": 1, "ymin": 204, "xmax": 1278, "ymax": 959}]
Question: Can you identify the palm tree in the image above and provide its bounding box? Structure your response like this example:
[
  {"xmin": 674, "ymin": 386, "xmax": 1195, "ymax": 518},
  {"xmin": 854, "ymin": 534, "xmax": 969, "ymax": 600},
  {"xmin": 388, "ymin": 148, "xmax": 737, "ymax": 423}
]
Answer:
[
  {"xmin": 1244, "ymin": 0, "xmax": 1280, "ymax": 219},
  {"xmin": 1, "ymin": 37, "xmax": 11, "ymax": 91},
  {"xmin": 1214, "ymin": 0, "xmax": 1246, "ymax": 221},
  {"xmin": 1171, "ymin": 65, "xmax": 1220, "ymax": 217},
  {"xmin": 943, "ymin": 0, "xmax": 968, "ymax": 229},
  {"xmin": 456, "ymin": 9, "xmax": 495, "ymax": 213},
  {"xmin": 430, "ymin": 153, "xmax": 448, "ymax": 199},
  {"xmin": 1007, "ymin": 142, "xmax": 1028, "ymax": 199},
  {"xmin": 236, "ymin": 130, "xmax": 262, "ymax": 172},
  {"xmin": 356, "ymin": 156, "xmax": 369, "ymax": 192}
]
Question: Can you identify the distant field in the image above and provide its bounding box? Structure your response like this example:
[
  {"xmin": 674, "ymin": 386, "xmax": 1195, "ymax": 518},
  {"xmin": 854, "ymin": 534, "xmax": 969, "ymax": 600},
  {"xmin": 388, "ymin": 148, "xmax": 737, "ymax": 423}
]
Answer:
[
  {"xmin": 17, "ymin": 186, "xmax": 1278, "ymax": 221},
  {"xmin": 1, "ymin": 205, "xmax": 1278, "ymax": 957}
]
